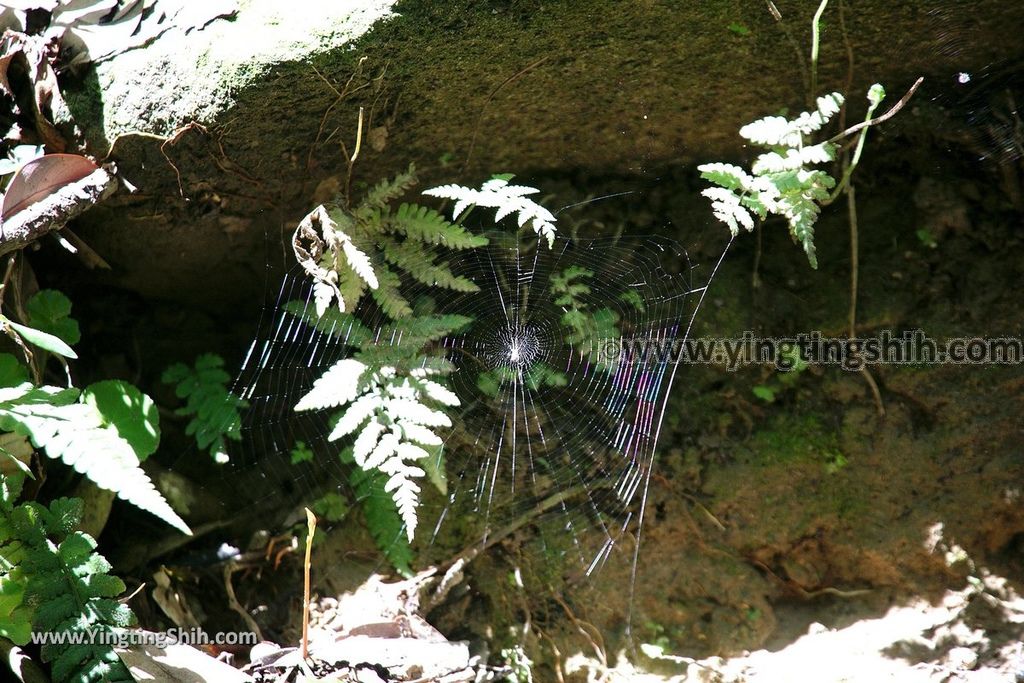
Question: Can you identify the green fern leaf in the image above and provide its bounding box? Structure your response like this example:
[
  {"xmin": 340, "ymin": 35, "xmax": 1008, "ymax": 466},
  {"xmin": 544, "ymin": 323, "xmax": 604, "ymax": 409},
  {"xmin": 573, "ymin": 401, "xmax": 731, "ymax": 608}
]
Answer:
[
  {"xmin": 392, "ymin": 203, "xmax": 488, "ymax": 249},
  {"xmin": 369, "ymin": 264, "xmax": 412, "ymax": 319},
  {"xmin": 0, "ymin": 385, "xmax": 190, "ymax": 534},
  {"xmin": 778, "ymin": 193, "xmax": 821, "ymax": 268},
  {"xmin": 380, "ymin": 238, "xmax": 480, "ymax": 293},
  {"xmin": 3, "ymin": 496, "xmax": 135, "ymax": 683},
  {"xmin": 356, "ymin": 163, "xmax": 418, "ymax": 215},
  {"xmin": 697, "ymin": 162, "xmax": 754, "ymax": 192},
  {"xmin": 162, "ymin": 355, "xmax": 248, "ymax": 464},
  {"xmin": 345, "ymin": 452, "xmax": 413, "ymax": 577}
]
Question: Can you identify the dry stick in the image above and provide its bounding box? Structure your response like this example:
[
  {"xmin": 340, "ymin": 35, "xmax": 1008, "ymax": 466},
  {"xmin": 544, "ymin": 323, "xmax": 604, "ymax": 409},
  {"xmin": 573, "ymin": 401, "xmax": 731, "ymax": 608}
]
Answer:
[
  {"xmin": 461, "ymin": 56, "xmax": 550, "ymax": 173},
  {"xmin": 223, "ymin": 564, "xmax": 264, "ymax": 642},
  {"xmin": 827, "ymin": 76, "xmax": 924, "ymax": 144},
  {"xmin": 847, "ymin": 183, "xmax": 859, "ymax": 342},
  {"xmin": 301, "ymin": 508, "xmax": 316, "ymax": 661}
]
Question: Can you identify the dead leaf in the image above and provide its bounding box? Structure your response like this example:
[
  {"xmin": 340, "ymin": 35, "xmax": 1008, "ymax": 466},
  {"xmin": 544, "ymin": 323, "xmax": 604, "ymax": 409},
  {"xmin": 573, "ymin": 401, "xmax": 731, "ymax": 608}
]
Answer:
[
  {"xmin": 0, "ymin": 31, "xmax": 68, "ymax": 152},
  {"xmin": 1, "ymin": 152, "xmax": 97, "ymax": 219},
  {"xmin": 116, "ymin": 636, "xmax": 255, "ymax": 683}
]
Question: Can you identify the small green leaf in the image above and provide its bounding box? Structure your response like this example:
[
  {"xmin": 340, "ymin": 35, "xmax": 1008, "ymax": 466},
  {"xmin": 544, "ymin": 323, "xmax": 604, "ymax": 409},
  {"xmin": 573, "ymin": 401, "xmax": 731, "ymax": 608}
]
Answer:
[
  {"xmin": 82, "ymin": 380, "xmax": 160, "ymax": 461},
  {"xmin": 5, "ymin": 320, "xmax": 77, "ymax": 359},
  {"xmin": 26, "ymin": 290, "xmax": 80, "ymax": 347},
  {"xmin": 727, "ymin": 22, "xmax": 750, "ymax": 36},
  {"xmin": 290, "ymin": 440, "xmax": 314, "ymax": 464},
  {"xmin": 0, "ymin": 354, "xmax": 29, "ymax": 388},
  {"xmin": 311, "ymin": 492, "xmax": 348, "ymax": 522},
  {"xmin": 752, "ymin": 385, "xmax": 776, "ymax": 403}
]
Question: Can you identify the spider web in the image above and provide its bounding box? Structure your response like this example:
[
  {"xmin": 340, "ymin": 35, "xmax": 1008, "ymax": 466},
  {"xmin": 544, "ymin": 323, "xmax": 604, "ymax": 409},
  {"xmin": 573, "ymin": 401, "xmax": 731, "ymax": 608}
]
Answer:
[{"xmin": 222, "ymin": 218, "xmax": 730, "ymax": 584}]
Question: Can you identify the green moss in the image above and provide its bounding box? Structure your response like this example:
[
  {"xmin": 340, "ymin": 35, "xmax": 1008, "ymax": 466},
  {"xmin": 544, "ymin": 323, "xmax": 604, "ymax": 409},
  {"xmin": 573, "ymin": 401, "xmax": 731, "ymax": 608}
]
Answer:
[{"xmin": 749, "ymin": 412, "xmax": 844, "ymax": 470}]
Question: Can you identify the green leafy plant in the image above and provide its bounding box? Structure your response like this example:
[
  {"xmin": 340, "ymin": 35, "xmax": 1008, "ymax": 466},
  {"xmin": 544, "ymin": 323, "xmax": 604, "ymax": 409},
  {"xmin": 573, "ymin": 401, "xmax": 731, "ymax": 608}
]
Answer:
[
  {"xmin": 344, "ymin": 448, "xmax": 414, "ymax": 577},
  {"xmin": 698, "ymin": 88, "xmax": 888, "ymax": 268},
  {"xmin": 293, "ymin": 164, "xmax": 487, "ymax": 320},
  {"xmin": 0, "ymin": 369, "xmax": 187, "ymax": 534},
  {"xmin": 162, "ymin": 353, "xmax": 248, "ymax": 464},
  {"xmin": 289, "ymin": 169, "xmax": 561, "ymax": 571},
  {"xmin": 0, "ymin": 285, "xmax": 191, "ymax": 682},
  {"xmin": 0, "ymin": 480, "xmax": 134, "ymax": 683}
]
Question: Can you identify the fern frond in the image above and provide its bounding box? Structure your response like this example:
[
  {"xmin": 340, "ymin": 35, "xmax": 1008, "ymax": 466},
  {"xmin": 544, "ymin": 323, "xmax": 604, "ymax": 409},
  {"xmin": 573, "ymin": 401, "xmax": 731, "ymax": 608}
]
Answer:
[
  {"xmin": 380, "ymin": 239, "xmax": 480, "ymax": 293},
  {"xmin": 701, "ymin": 188, "xmax": 755, "ymax": 236},
  {"xmin": 352, "ymin": 418, "xmax": 385, "ymax": 467},
  {"xmin": 348, "ymin": 460, "xmax": 412, "ymax": 577},
  {"xmin": 392, "ymin": 203, "xmax": 488, "ymax": 249},
  {"xmin": 423, "ymin": 178, "xmax": 558, "ymax": 247},
  {"xmin": 369, "ymin": 264, "xmax": 412, "ymax": 319},
  {"xmin": 697, "ymin": 163, "xmax": 754, "ymax": 192},
  {"xmin": 282, "ymin": 301, "xmax": 373, "ymax": 347},
  {"xmin": 357, "ymin": 163, "xmax": 417, "ymax": 214},
  {"xmin": 328, "ymin": 392, "xmax": 380, "ymax": 441},
  {"xmin": 162, "ymin": 355, "xmax": 248, "ymax": 464},
  {"xmin": 778, "ymin": 193, "xmax": 821, "ymax": 268},
  {"xmin": 409, "ymin": 375, "xmax": 460, "ymax": 407},
  {"xmin": 294, "ymin": 358, "xmax": 367, "ymax": 412},
  {"xmin": 740, "ymin": 93, "xmax": 844, "ymax": 148},
  {"xmin": 0, "ymin": 385, "xmax": 190, "ymax": 535},
  {"xmin": 2, "ymin": 496, "xmax": 135, "ymax": 682},
  {"xmin": 381, "ymin": 315, "xmax": 473, "ymax": 347}
]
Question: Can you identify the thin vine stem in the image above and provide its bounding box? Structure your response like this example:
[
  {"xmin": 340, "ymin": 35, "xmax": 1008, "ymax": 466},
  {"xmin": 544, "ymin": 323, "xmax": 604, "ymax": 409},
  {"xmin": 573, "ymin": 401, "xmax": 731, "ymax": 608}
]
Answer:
[{"xmin": 810, "ymin": 0, "xmax": 830, "ymax": 100}]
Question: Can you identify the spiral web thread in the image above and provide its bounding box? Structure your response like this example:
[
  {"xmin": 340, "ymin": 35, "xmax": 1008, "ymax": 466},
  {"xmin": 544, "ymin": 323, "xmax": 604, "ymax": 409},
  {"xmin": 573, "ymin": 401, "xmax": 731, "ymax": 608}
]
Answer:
[{"xmin": 226, "ymin": 230, "xmax": 725, "ymax": 579}]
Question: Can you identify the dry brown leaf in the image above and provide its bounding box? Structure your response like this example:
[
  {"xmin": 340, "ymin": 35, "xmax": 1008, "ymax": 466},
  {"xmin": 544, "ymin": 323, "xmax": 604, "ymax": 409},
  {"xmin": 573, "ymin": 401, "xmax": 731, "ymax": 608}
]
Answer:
[{"xmin": 1, "ymin": 152, "xmax": 97, "ymax": 219}]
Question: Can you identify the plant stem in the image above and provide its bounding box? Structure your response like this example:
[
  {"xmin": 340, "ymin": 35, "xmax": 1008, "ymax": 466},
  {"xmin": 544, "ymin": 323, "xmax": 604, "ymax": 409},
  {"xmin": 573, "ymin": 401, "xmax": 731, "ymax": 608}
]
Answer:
[
  {"xmin": 846, "ymin": 184, "xmax": 858, "ymax": 339},
  {"xmin": 846, "ymin": 182, "xmax": 886, "ymax": 416},
  {"xmin": 301, "ymin": 507, "xmax": 316, "ymax": 661},
  {"xmin": 826, "ymin": 77, "xmax": 923, "ymax": 144},
  {"xmin": 825, "ymin": 95, "xmax": 882, "ymax": 205},
  {"xmin": 810, "ymin": 0, "xmax": 830, "ymax": 99},
  {"xmin": 343, "ymin": 106, "xmax": 365, "ymax": 206},
  {"xmin": 752, "ymin": 222, "xmax": 763, "ymax": 289}
]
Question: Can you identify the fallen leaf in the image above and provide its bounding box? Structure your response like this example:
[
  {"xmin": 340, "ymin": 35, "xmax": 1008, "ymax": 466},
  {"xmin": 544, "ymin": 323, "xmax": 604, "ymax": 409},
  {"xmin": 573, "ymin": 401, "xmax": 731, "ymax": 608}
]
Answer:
[{"xmin": 1, "ymin": 153, "xmax": 98, "ymax": 219}]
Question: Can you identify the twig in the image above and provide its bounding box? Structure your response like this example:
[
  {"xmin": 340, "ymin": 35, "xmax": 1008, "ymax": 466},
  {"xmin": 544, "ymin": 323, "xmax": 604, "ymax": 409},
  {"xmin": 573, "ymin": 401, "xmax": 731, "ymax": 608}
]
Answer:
[
  {"xmin": 59, "ymin": 228, "xmax": 111, "ymax": 270},
  {"xmin": 826, "ymin": 77, "xmax": 924, "ymax": 144},
  {"xmin": 307, "ymin": 58, "xmax": 370, "ymax": 171},
  {"xmin": 846, "ymin": 184, "xmax": 886, "ymax": 417},
  {"xmin": 752, "ymin": 223, "xmax": 763, "ymax": 289},
  {"xmin": 860, "ymin": 366, "xmax": 885, "ymax": 417},
  {"xmin": 223, "ymin": 564, "xmax": 264, "ymax": 642}
]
